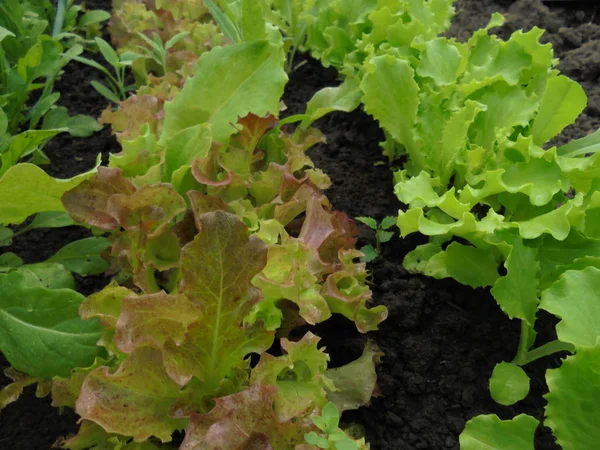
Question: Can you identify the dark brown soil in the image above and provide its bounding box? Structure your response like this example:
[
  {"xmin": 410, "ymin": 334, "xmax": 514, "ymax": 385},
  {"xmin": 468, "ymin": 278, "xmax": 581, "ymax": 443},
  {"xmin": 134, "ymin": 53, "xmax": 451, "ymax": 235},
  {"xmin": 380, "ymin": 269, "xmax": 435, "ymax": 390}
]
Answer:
[{"xmin": 1, "ymin": 0, "xmax": 598, "ymax": 449}]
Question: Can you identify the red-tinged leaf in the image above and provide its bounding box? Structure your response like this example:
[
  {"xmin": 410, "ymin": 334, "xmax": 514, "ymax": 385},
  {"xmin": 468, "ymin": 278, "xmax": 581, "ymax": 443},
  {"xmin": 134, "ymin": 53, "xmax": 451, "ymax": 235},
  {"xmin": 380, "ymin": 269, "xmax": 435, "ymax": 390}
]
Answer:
[
  {"xmin": 107, "ymin": 184, "xmax": 186, "ymax": 237},
  {"xmin": 52, "ymin": 358, "xmax": 111, "ymax": 409},
  {"xmin": 187, "ymin": 191, "xmax": 230, "ymax": 229},
  {"xmin": 252, "ymin": 237, "xmax": 331, "ymax": 326},
  {"xmin": 142, "ymin": 230, "xmax": 181, "ymax": 271},
  {"xmin": 76, "ymin": 347, "xmax": 186, "ymax": 442},
  {"xmin": 62, "ymin": 167, "xmax": 136, "ymax": 230},
  {"xmin": 0, "ymin": 367, "xmax": 38, "ymax": 410},
  {"xmin": 115, "ymin": 291, "xmax": 201, "ymax": 354},
  {"xmin": 299, "ymin": 198, "xmax": 359, "ymax": 263},
  {"xmin": 180, "ymin": 384, "xmax": 312, "ymax": 450},
  {"xmin": 232, "ymin": 113, "xmax": 277, "ymax": 151},
  {"xmin": 284, "ymin": 128, "xmax": 326, "ymax": 176},
  {"xmin": 159, "ymin": 211, "xmax": 273, "ymax": 390},
  {"xmin": 79, "ymin": 280, "xmax": 136, "ymax": 329},
  {"xmin": 325, "ymin": 341, "xmax": 383, "ymax": 412},
  {"xmin": 107, "ymin": 229, "xmax": 181, "ymax": 294},
  {"xmin": 251, "ymin": 332, "xmax": 334, "ymax": 421},
  {"xmin": 322, "ymin": 250, "xmax": 388, "ymax": 333},
  {"xmin": 54, "ymin": 420, "xmax": 113, "ymax": 450},
  {"xmin": 190, "ymin": 143, "xmax": 233, "ymax": 187},
  {"xmin": 100, "ymin": 94, "xmax": 163, "ymax": 141}
]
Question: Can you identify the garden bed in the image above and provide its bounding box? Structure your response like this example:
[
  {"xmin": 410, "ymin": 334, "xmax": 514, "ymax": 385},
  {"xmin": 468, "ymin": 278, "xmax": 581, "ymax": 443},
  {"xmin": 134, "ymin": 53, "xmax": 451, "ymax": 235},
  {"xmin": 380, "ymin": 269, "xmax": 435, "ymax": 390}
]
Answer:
[{"xmin": 1, "ymin": 0, "xmax": 599, "ymax": 449}]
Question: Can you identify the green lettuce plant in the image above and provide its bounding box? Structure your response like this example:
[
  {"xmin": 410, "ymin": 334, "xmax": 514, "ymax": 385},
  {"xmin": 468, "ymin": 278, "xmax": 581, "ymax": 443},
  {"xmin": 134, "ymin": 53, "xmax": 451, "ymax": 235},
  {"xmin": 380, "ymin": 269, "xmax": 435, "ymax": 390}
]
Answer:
[{"xmin": 265, "ymin": 0, "xmax": 600, "ymax": 447}]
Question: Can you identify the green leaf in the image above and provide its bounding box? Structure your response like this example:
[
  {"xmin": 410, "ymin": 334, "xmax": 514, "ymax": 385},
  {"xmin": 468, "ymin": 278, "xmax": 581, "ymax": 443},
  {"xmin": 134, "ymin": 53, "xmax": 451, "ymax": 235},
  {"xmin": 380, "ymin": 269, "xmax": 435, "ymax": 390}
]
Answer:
[
  {"xmin": 0, "ymin": 162, "xmax": 97, "ymax": 225},
  {"xmin": 95, "ymin": 37, "xmax": 119, "ymax": 67},
  {"xmin": 359, "ymin": 244, "xmax": 377, "ymax": 263},
  {"xmin": 416, "ymin": 37, "xmax": 462, "ymax": 85},
  {"xmin": 0, "ymin": 26, "xmax": 15, "ymax": 42},
  {"xmin": 325, "ymin": 341, "xmax": 381, "ymax": 412},
  {"xmin": 354, "ymin": 216, "xmax": 377, "ymax": 230},
  {"xmin": 66, "ymin": 114, "xmax": 102, "ymax": 137},
  {"xmin": 305, "ymin": 431, "xmax": 330, "ymax": 448},
  {"xmin": 43, "ymin": 107, "xmax": 102, "ymax": 137},
  {"xmin": 164, "ymin": 123, "xmax": 212, "ymax": 181},
  {"xmin": 303, "ymin": 77, "xmax": 362, "ymax": 128},
  {"xmin": 490, "ymin": 235, "xmax": 539, "ymax": 325},
  {"xmin": 26, "ymin": 262, "xmax": 75, "ymax": 290},
  {"xmin": 161, "ymin": 40, "xmax": 287, "ymax": 144},
  {"xmin": 460, "ymin": 414, "xmax": 538, "ymax": 450},
  {"xmin": 164, "ymin": 31, "xmax": 190, "ymax": 50},
  {"xmin": 531, "ymin": 76, "xmax": 587, "ymax": 146},
  {"xmin": 47, "ymin": 237, "xmax": 110, "ymax": 275},
  {"xmin": 469, "ymin": 85, "xmax": 537, "ymax": 152},
  {"xmin": 90, "ymin": 80, "xmax": 121, "ymax": 104},
  {"xmin": 78, "ymin": 10, "xmax": 111, "ymax": 28},
  {"xmin": 0, "ymin": 270, "xmax": 105, "ymax": 378},
  {"xmin": 321, "ymin": 402, "xmax": 340, "ymax": 433},
  {"xmin": 380, "ymin": 216, "xmax": 397, "ymax": 230},
  {"xmin": 377, "ymin": 230, "xmax": 394, "ymax": 243},
  {"xmin": 29, "ymin": 211, "xmax": 76, "ymax": 229},
  {"xmin": 557, "ymin": 129, "xmax": 600, "ymax": 157},
  {"xmin": 335, "ymin": 438, "xmax": 359, "ymax": 450},
  {"xmin": 545, "ymin": 344, "xmax": 600, "ymax": 449},
  {"xmin": 539, "ymin": 267, "xmax": 600, "ymax": 348},
  {"xmin": 0, "ymin": 252, "xmax": 22, "ymax": 268},
  {"xmin": 0, "ymin": 226, "xmax": 14, "ymax": 246},
  {"xmin": 204, "ymin": 0, "xmax": 240, "ymax": 43},
  {"xmin": 445, "ymin": 242, "xmax": 499, "ymax": 288},
  {"xmin": 241, "ymin": 0, "xmax": 267, "ymax": 41},
  {"xmin": 0, "ymin": 109, "xmax": 7, "ymax": 136},
  {"xmin": 361, "ymin": 55, "xmax": 419, "ymax": 167},
  {"xmin": 403, "ymin": 243, "xmax": 450, "ymax": 280},
  {"xmin": 0, "ymin": 367, "xmax": 38, "ymax": 410},
  {"xmin": 1, "ymin": 129, "xmax": 65, "ymax": 175},
  {"xmin": 489, "ymin": 362, "xmax": 530, "ymax": 406}
]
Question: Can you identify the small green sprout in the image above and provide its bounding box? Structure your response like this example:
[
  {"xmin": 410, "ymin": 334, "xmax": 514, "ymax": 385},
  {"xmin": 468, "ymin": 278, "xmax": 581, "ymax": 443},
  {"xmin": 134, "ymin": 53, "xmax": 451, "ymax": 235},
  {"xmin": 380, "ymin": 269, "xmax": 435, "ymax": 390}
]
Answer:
[
  {"xmin": 132, "ymin": 31, "xmax": 190, "ymax": 77},
  {"xmin": 304, "ymin": 403, "xmax": 359, "ymax": 450},
  {"xmin": 67, "ymin": 37, "xmax": 140, "ymax": 103},
  {"xmin": 355, "ymin": 216, "xmax": 396, "ymax": 262}
]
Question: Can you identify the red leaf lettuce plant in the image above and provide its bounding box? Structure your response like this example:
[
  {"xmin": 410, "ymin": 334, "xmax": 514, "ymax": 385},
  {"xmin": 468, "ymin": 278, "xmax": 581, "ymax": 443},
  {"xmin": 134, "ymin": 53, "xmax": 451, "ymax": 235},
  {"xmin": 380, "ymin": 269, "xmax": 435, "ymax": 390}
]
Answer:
[{"xmin": 0, "ymin": 18, "xmax": 386, "ymax": 448}]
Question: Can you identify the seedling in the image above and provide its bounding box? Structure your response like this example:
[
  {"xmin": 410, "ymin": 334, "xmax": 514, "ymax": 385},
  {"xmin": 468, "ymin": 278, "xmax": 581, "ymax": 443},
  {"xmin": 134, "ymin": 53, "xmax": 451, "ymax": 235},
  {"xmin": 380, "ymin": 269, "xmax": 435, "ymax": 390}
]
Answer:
[
  {"xmin": 304, "ymin": 403, "xmax": 359, "ymax": 450},
  {"xmin": 68, "ymin": 37, "xmax": 139, "ymax": 103},
  {"xmin": 355, "ymin": 216, "xmax": 396, "ymax": 262},
  {"xmin": 131, "ymin": 31, "xmax": 190, "ymax": 77}
]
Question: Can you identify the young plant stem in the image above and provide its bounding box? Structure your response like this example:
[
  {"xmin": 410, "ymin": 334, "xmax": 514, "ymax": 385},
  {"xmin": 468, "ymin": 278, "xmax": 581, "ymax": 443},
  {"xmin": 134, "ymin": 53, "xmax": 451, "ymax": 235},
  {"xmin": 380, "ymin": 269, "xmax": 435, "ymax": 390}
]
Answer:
[
  {"xmin": 52, "ymin": 0, "xmax": 67, "ymax": 38},
  {"xmin": 513, "ymin": 320, "xmax": 534, "ymax": 366},
  {"xmin": 513, "ymin": 320, "xmax": 575, "ymax": 366},
  {"xmin": 521, "ymin": 340, "xmax": 575, "ymax": 365}
]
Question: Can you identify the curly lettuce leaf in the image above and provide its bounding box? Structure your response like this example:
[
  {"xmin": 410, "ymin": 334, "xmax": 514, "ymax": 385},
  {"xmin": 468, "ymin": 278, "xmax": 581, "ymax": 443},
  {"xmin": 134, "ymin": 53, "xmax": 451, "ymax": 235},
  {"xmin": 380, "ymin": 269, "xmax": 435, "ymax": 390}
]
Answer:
[
  {"xmin": 161, "ymin": 40, "xmax": 287, "ymax": 144},
  {"xmin": 0, "ymin": 366, "xmax": 39, "ymax": 410},
  {"xmin": 180, "ymin": 384, "xmax": 312, "ymax": 450},
  {"xmin": 540, "ymin": 267, "xmax": 600, "ymax": 348},
  {"xmin": 544, "ymin": 343, "xmax": 600, "ymax": 449},
  {"xmin": 325, "ymin": 340, "xmax": 382, "ymax": 412},
  {"xmin": 76, "ymin": 347, "xmax": 186, "ymax": 442},
  {"xmin": 250, "ymin": 332, "xmax": 334, "ymax": 421},
  {"xmin": 460, "ymin": 414, "xmax": 538, "ymax": 450}
]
